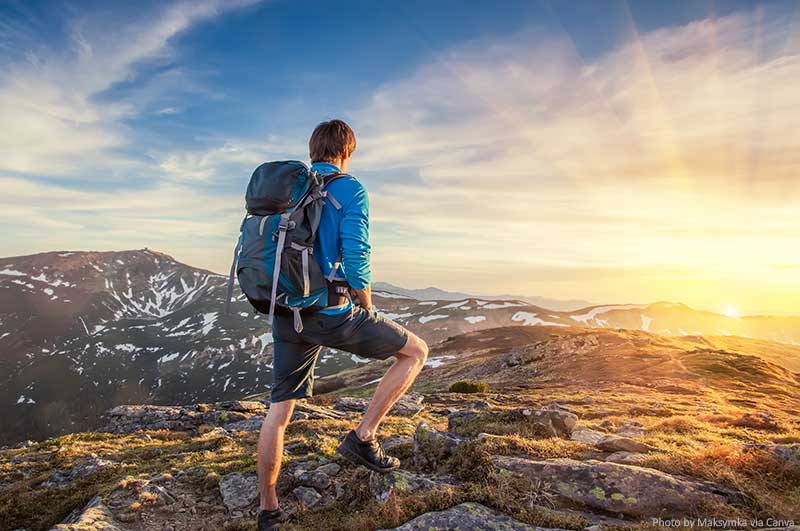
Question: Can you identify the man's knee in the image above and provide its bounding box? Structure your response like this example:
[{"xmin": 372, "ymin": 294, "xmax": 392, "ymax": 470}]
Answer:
[
  {"xmin": 265, "ymin": 399, "xmax": 295, "ymax": 429},
  {"xmin": 400, "ymin": 333, "xmax": 428, "ymax": 367}
]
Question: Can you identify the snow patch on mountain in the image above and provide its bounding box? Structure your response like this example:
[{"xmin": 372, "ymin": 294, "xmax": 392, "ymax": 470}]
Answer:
[
  {"xmin": 483, "ymin": 301, "xmax": 526, "ymax": 310},
  {"xmin": 419, "ymin": 314, "xmax": 447, "ymax": 324},
  {"xmin": 512, "ymin": 311, "xmax": 568, "ymax": 327},
  {"xmin": 464, "ymin": 316, "xmax": 486, "ymax": 324},
  {"xmin": 571, "ymin": 304, "xmax": 648, "ymax": 323}
]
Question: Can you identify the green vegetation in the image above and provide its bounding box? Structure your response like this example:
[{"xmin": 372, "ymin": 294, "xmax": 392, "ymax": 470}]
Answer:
[{"xmin": 448, "ymin": 380, "xmax": 489, "ymax": 393}]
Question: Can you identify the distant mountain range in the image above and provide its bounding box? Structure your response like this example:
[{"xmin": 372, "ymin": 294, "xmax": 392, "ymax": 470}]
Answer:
[
  {"xmin": 2, "ymin": 249, "xmax": 799, "ymax": 445},
  {"xmin": 372, "ymin": 281, "xmax": 594, "ymax": 311}
]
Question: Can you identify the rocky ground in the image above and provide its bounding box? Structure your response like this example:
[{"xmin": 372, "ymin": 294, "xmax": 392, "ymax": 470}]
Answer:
[{"xmin": 2, "ymin": 327, "xmax": 800, "ymax": 530}]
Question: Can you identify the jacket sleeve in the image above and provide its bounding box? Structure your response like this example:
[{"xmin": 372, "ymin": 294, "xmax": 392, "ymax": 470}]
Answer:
[{"xmin": 339, "ymin": 185, "xmax": 371, "ymax": 290}]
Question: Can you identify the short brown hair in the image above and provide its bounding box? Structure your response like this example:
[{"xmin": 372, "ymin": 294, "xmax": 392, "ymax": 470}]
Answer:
[{"xmin": 309, "ymin": 119, "xmax": 356, "ymax": 163}]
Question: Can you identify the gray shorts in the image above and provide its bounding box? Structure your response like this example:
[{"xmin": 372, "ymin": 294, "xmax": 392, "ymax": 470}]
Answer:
[{"xmin": 270, "ymin": 306, "xmax": 410, "ymax": 403}]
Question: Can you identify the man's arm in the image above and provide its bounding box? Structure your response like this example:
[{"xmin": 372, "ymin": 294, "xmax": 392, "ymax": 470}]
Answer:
[{"xmin": 339, "ymin": 184, "xmax": 372, "ymax": 309}]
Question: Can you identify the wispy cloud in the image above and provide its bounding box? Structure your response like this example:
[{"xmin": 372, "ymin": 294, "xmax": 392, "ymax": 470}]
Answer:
[
  {"xmin": 0, "ymin": 0, "xmax": 261, "ymax": 177},
  {"xmin": 342, "ymin": 9, "xmax": 800, "ymax": 311}
]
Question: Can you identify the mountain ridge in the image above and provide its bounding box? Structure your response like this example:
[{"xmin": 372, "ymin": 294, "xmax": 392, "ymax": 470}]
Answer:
[{"xmin": 2, "ymin": 248, "xmax": 800, "ymax": 447}]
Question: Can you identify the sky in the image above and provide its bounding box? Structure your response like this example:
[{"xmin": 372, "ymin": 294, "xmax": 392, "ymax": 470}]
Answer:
[{"xmin": 1, "ymin": 0, "xmax": 799, "ymax": 316}]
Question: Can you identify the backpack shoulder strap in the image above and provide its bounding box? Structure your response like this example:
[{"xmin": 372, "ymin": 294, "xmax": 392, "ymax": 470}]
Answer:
[
  {"xmin": 321, "ymin": 172, "xmax": 350, "ymax": 187},
  {"xmin": 318, "ymin": 172, "xmax": 351, "ymax": 210}
]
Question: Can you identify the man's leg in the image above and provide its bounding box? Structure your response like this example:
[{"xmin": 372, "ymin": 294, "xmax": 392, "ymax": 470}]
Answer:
[
  {"xmin": 257, "ymin": 399, "xmax": 296, "ymax": 511},
  {"xmin": 355, "ymin": 332, "xmax": 428, "ymax": 441}
]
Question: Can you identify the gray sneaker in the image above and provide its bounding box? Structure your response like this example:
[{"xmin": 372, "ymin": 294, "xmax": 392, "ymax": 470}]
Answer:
[
  {"xmin": 336, "ymin": 430, "xmax": 400, "ymax": 473},
  {"xmin": 258, "ymin": 508, "xmax": 289, "ymax": 531}
]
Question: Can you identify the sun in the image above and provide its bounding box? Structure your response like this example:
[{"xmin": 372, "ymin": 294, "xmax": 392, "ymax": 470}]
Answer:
[{"xmin": 723, "ymin": 306, "xmax": 740, "ymax": 318}]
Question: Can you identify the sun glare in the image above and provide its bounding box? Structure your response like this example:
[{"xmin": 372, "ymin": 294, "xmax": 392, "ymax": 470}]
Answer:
[{"xmin": 723, "ymin": 306, "xmax": 740, "ymax": 318}]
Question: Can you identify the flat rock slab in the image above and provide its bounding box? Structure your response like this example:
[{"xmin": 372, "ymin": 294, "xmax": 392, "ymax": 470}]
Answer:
[
  {"xmin": 493, "ymin": 456, "xmax": 738, "ymax": 518},
  {"xmin": 219, "ymin": 472, "xmax": 259, "ymax": 511},
  {"xmin": 377, "ymin": 502, "xmax": 567, "ymax": 531}
]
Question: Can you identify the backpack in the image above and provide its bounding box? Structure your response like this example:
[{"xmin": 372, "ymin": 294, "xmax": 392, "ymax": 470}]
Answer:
[{"xmin": 224, "ymin": 160, "xmax": 348, "ymax": 332}]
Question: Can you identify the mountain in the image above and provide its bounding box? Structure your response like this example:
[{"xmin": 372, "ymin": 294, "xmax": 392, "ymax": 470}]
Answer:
[
  {"xmin": 2, "ymin": 325, "xmax": 798, "ymax": 531},
  {"xmin": 2, "ymin": 249, "xmax": 800, "ymax": 447},
  {"xmin": 373, "ymin": 281, "xmax": 594, "ymax": 311},
  {"xmin": 0, "ymin": 250, "xmax": 554, "ymax": 445}
]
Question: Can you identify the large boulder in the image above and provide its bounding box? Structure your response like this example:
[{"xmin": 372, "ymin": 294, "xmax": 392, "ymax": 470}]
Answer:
[
  {"xmin": 376, "ymin": 502, "xmax": 567, "ymax": 530},
  {"xmin": 413, "ymin": 422, "xmax": 467, "ymax": 470},
  {"xmin": 219, "ymin": 472, "xmax": 259, "ymax": 511},
  {"xmin": 493, "ymin": 456, "xmax": 739, "ymax": 517}
]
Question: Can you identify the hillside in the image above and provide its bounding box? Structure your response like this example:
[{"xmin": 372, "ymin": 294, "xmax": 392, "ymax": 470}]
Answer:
[
  {"xmin": 1, "ymin": 326, "xmax": 798, "ymax": 531},
  {"xmin": 2, "ymin": 249, "xmax": 800, "ymax": 447}
]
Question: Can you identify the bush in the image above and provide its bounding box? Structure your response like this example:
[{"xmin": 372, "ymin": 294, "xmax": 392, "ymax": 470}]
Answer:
[{"xmin": 448, "ymin": 381, "xmax": 489, "ymax": 393}]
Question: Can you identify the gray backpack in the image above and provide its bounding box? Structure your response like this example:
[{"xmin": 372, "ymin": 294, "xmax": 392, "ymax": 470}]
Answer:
[{"xmin": 225, "ymin": 161, "xmax": 349, "ymax": 332}]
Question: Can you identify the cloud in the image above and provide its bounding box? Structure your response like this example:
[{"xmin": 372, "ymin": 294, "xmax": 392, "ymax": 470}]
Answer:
[
  {"xmin": 347, "ymin": 11, "xmax": 800, "ymax": 285},
  {"xmin": 0, "ymin": 0, "xmax": 261, "ymax": 177}
]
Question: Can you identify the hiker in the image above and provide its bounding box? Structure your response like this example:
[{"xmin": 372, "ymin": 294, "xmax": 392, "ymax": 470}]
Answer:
[{"xmin": 242, "ymin": 120, "xmax": 429, "ymax": 530}]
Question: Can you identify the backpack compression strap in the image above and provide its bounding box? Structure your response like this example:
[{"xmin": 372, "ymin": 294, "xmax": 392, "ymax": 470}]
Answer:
[{"xmin": 224, "ymin": 215, "xmax": 247, "ymax": 316}]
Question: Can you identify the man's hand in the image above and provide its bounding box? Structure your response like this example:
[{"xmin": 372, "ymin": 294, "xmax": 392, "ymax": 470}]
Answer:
[{"xmin": 353, "ymin": 285, "xmax": 373, "ymax": 312}]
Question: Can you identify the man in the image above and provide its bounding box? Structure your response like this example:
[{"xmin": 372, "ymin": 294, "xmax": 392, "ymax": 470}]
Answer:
[{"xmin": 256, "ymin": 119, "xmax": 429, "ymax": 530}]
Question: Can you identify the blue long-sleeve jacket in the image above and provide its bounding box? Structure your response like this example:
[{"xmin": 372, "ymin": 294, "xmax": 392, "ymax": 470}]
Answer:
[{"xmin": 311, "ymin": 162, "xmax": 371, "ymax": 313}]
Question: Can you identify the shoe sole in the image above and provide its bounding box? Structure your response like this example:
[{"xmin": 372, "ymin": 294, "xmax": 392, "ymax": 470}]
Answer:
[{"xmin": 336, "ymin": 442, "xmax": 399, "ymax": 474}]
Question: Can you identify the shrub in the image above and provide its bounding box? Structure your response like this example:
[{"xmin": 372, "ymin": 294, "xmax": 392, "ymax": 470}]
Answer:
[{"xmin": 448, "ymin": 381, "xmax": 489, "ymax": 393}]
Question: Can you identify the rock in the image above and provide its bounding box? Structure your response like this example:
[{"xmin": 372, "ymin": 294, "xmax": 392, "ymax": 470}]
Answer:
[
  {"xmin": 598, "ymin": 420, "xmax": 615, "ymax": 431},
  {"xmin": 335, "ymin": 393, "xmax": 425, "ymax": 417},
  {"xmin": 223, "ymin": 415, "xmax": 264, "ymax": 432},
  {"xmin": 103, "ymin": 403, "xmax": 250, "ymax": 434},
  {"xmin": 43, "ymin": 458, "xmax": 116, "ymax": 489},
  {"xmin": 472, "ymin": 400, "xmax": 493, "ymax": 410},
  {"xmin": 743, "ymin": 443, "xmax": 800, "ymax": 472},
  {"xmin": 493, "ymin": 456, "xmax": 739, "ymax": 517},
  {"xmin": 605, "ymin": 451, "xmax": 648, "ymax": 465},
  {"xmin": 51, "ymin": 495, "xmax": 124, "ymax": 530},
  {"xmin": 383, "ymin": 435, "xmax": 414, "ymax": 451},
  {"xmin": 293, "ymin": 485, "xmax": 322, "ymax": 508},
  {"xmin": 448, "ymin": 403, "xmax": 577, "ymax": 438},
  {"xmin": 615, "ymin": 420, "xmax": 646, "ymax": 438},
  {"xmin": 15, "ymin": 440, "xmax": 34, "ymax": 449},
  {"xmin": 315, "ymin": 463, "xmax": 341, "ymax": 476},
  {"xmin": 298, "ymin": 469, "xmax": 332, "ymax": 490},
  {"xmin": 219, "ymin": 472, "xmax": 259, "ymax": 511},
  {"xmin": 413, "ymin": 422, "xmax": 467, "ymax": 470},
  {"xmin": 376, "ymin": 502, "xmax": 564, "ymax": 530},
  {"xmin": 292, "ymin": 402, "xmax": 348, "ymax": 420},
  {"xmin": 140, "ymin": 483, "xmax": 177, "ymax": 506},
  {"xmin": 570, "ymin": 427, "xmax": 606, "ymax": 446},
  {"xmin": 368, "ymin": 469, "xmax": 446, "ymax": 502},
  {"xmin": 571, "ymin": 427, "xmax": 655, "ymax": 453},
  {"xmin": 527, "ymin": 403, "xmax": 578, "ymax": 437},
  {"xmin": 446, "ymin": 408, "xmax": 481, "ymax": 430},
  {"xmin": 218, "ymin": 400, "xmax": 267, "ymax": 413}
]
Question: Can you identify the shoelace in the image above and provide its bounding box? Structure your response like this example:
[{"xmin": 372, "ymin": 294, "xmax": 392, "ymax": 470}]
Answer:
[{"xmin": 368, "ymin": 438, "xmax": 391, "ymax": 464}]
